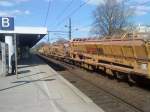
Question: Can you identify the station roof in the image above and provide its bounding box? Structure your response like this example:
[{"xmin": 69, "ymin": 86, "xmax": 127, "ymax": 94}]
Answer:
[{"xmin": 0, "ymin": 26, "xmax": 48, "ymax": 48}]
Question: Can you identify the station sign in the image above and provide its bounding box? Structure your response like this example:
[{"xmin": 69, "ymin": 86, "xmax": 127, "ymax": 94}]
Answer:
[{"xmin": 0, "ymin": 17, "xmax": 14, "ymax": 30}]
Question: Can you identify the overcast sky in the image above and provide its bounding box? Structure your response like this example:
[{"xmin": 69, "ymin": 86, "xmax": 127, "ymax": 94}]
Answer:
[{"xmin": 0, "ymin": 0, "xmax": 150, "ymax": 42}]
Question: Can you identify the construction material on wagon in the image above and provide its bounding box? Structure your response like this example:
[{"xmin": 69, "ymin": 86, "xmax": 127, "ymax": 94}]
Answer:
[{"xmin": 39, "ymin": 33, "xmax": 150, "ymax": 81}]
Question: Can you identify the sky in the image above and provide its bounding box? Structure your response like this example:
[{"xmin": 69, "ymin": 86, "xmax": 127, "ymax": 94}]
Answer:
[{"xmin": 0, "ymin": 0, "xmax": 150, "ymax": 42}]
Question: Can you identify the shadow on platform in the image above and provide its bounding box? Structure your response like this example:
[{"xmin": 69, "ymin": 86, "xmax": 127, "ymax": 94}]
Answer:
[
  {"xmin": 39, "ymin": 56, "xmax": 67, "ymax": 71},
  {"xmin": 18, "ymin": 54, "xmax": 47, "ymax": 66},
  {"xmin": 0, "ymin": 76, "xmax": 55, "ymax": 92},
  {"xmin": 17, "ymin": 64, "xmax": 38, "ymax": 69},
  {"xmin": 6, "ymin": 70, "xmax": 31, "ymax": 77},
  {"xmin": 18, "ymin": 72, "xmax": 45, "ymax": 79},
  {"xmin": 18, "ymin": 70, "xmax": 31, "ymax": 74},
  {"xmin": 12, "ymin": 78, "xmax": 55, "ymax": 84}
]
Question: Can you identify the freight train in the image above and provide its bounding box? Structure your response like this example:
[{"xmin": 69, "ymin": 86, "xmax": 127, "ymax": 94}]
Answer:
[{"xmin": 39, "ymin": 33, "xmax": 150, "ymax": 83}]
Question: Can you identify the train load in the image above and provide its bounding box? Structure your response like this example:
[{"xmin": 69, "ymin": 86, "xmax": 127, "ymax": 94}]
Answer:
[{"xmin": 39, "ymin": 33, "xmax": 150, "ymax": 82}]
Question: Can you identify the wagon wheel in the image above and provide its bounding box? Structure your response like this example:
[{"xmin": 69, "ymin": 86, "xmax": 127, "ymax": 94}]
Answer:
[
  {"xmin": 115, "ymin": 71, "xmax": 126, "ymax": 82},
  {"xmin": 128, "ymin": 74, "xmax": 136, "ymax": 86},
  {"xmin": 108, "ymin": 70, "xmax": 116, "ymax": 80},
  {"xmin": 116, "ymin": 71, "xmax": 121, "ymax": 79}
]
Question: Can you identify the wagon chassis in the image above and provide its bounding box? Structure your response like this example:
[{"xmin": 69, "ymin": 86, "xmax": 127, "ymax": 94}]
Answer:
[{"xmin": 38, "ymin": 53, "xmax": 149, "ymax": 84}]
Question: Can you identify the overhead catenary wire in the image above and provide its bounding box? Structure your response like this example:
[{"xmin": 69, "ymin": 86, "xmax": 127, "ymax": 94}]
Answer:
[
  {"xmin": 44, "ymin": 0, "xmax": 51, "ymax": 26},
  {"xmin": 55, "ymin": 0, "xmax": 74, "ymax": 22},
  {"xmin": 56, "ymin": 0, "xmax": 91, "ymax": 28},
  {"xmin": 51, "ymin": 0, "xmax": 91, "ymax": 42}
]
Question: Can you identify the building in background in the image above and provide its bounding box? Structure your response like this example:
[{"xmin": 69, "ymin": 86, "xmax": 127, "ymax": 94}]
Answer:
[{"xmin": 136, "ymin": 24, "xmax": 150, "ymax": 33}]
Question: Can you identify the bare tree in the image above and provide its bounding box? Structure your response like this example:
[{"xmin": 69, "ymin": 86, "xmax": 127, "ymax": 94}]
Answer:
[{"xmin": 92, "ymin": 0, "xmax": 134, "ymax": 36}]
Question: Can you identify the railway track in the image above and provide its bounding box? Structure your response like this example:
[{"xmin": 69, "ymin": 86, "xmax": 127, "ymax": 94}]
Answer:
[{"xmin": 39, "ymin": 55, "xmax": 150, "ymax": 112}]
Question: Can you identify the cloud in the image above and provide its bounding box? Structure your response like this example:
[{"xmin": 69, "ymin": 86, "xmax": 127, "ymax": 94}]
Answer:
[
  {"xmin": 137, "ymin": 8, "xmax": 150, "ymax": 16},
  {"xmin": 78, "ymin": 26, "xmax": 91, "ymax": 32},
  {"xmin": 13, "ymin": 0, "xmax": 30, "ymax": 3},
  {"xmin": 0, "ymin": 0, "xmax": 30, "ymax": 7},
  {"xmin": 132, "ymin": 5, "xmax": 150, "ymax": 16},
  {"xmin": 0, "ymin": 10, "xmax": 31, "ymax": 16},
  {"xmin": 136, "ymin": 0, "xmax": 150, "ymax": 5},
  {"xmin": 86, "ymin": 0, "xmax": 104, "ymax": 5},
  {"xmin": 44, "ymin": 0, "xmax": 54, "ymax": 2},
  {"xmin": 72, "ymin": 25, "xmax": 94, "ymax": 38},
  {"xmin": 83, "ymin": 0, "xmax": 123, "ymax": 6},
  {"xmin": 74, "ymin": 25, "xmax": 92, "ymax": 33},
  {"xmin": 24, "ymin": 10, "xmax": 30, "ymax": 15},
  {"xmin": 44, "ymin": 0, "xmax": 50, "ymax": 2},
  {"xmin": 129, "ymin": 0, "xmax": 150, "ymax": 16},
  {"xmin": 0, "ymin": 1, "xmax": 14, "ymax": 7},
  {"xmin": 0, "ymin": 0, "xmax": 31, "ymax": 18},
  {"xmin": 85, "ymin": 0, "xmax": 150, "ymax": 16}
]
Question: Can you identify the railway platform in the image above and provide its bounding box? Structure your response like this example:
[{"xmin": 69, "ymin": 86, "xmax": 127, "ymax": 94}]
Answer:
[{"xmin": 0, "ymin": 55, "xmax": 104, "ymax": 112}]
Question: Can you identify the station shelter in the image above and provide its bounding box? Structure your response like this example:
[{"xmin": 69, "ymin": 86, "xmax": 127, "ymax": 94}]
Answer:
[{"xmin": 0, "ymin": 26, "xmax": 47, "ymax": 76}]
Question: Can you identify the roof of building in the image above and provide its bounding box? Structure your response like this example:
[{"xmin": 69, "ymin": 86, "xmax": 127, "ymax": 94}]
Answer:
[
  {"xmin": 0, "ymin": 26, "xmax": 48, "ymax": 48},
  {"xmin": 0, "ymin": 26, "xmax": 47, "ymax": 34}
]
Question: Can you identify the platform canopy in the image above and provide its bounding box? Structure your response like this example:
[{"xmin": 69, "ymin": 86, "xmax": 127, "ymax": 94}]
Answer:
[{"xmin": 0, "ymin": 26, "xmax": 48, "ymax": 48}]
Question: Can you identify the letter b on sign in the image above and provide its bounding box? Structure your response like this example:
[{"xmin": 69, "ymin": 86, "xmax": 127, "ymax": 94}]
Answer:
[
  {"xmin": 0, "ymin": 17, "xmax": 14, "ymax": 30},
  {"xmin": 2, "ymin": 18, "xmax": 10, "ymax": 28}
]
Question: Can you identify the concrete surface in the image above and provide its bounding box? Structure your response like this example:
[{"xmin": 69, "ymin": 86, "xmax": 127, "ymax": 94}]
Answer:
[
  {"xmin": 0, "ymin": 55, "xmax": 104, "ymax": 112},
  {"xmin": 0, "ymin": 60, "xmax": 2, "ymax": 76}
]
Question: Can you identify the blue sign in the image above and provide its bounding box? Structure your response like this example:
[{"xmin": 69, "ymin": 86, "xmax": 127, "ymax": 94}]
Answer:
[{"xmin": 0, "ymin": 17, "xmax": 14, "ymax": 30}]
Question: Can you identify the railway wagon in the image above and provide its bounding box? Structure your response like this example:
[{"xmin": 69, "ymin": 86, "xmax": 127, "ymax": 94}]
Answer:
[
  {"xmin": 38, "ymin": 44, "xmax": 50, "ymax": 56},
  {"xmin": 40, "ymin": 42, "xmax": 70, "ymax": 58},
  {"xmin": 49, "ymin": 43, "xmax": 70, "ymax": 57},
  {"xmin": 69, "ymin": 33, "xmax": 150, "ymax": 80},
  {"xmin": 39, "ymin": 33, "xmax": 150, "ymax": 82}
]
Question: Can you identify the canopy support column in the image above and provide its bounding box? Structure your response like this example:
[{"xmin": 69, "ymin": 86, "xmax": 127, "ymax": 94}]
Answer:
[{"xmin": 5, "ymin": 35, "xmax": 14, "ymax": 74}]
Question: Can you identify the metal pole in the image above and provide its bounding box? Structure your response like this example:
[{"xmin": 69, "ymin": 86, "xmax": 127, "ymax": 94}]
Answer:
[
  {"xmin": 69, "ymin": 18, "xmax": 72, "ymax": 40},
  {"xmin": 14, "ymin": 34, "xmax": 18, "ymax": 78},
  {"xmin": 48, "ymin": 31, "xmax": 50, "ymax": 43}
]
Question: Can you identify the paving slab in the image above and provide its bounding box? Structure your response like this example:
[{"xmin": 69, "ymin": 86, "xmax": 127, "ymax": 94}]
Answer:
[{"xmin": 0, "ymin": 55, "xmax": 104, "ymax": 112}]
